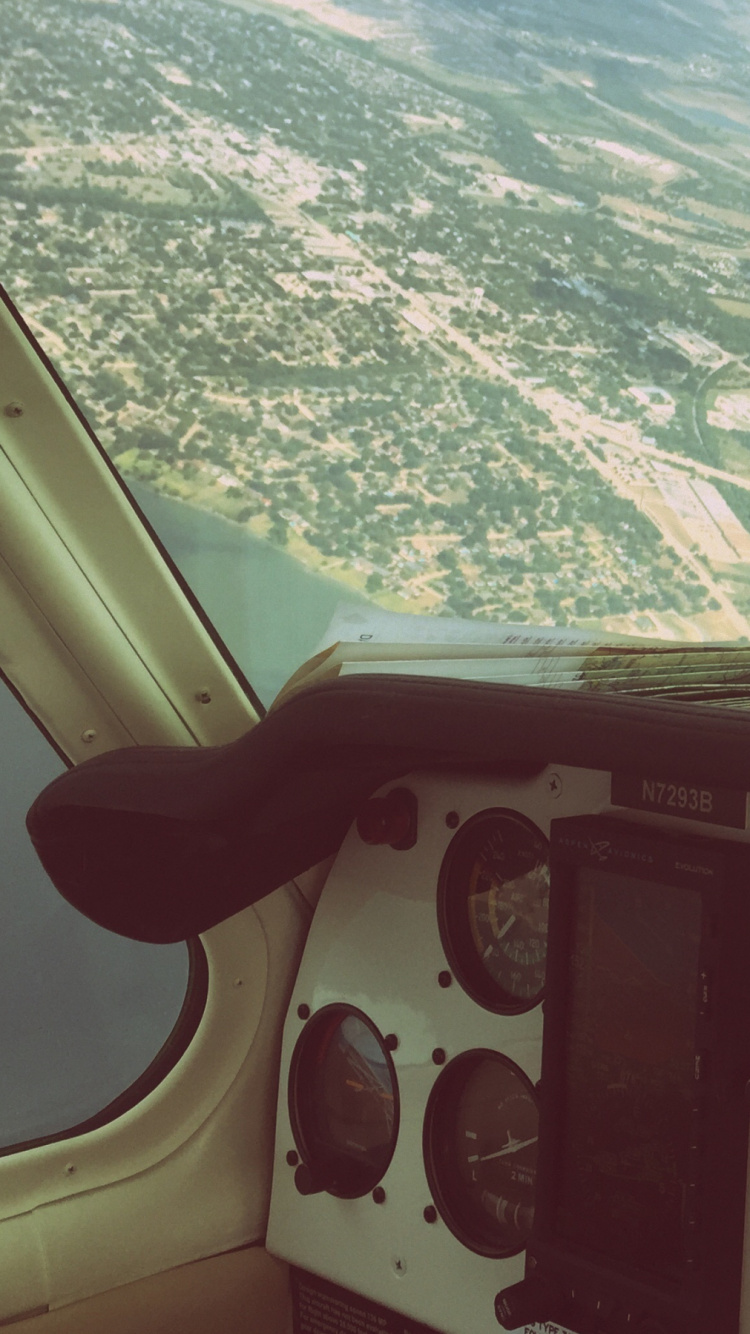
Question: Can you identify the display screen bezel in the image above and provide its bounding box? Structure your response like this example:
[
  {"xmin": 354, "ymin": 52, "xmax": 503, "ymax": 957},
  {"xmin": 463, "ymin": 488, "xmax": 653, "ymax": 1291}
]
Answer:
[
  {"xmin": 554, "ymin": 864, "xmax": 703, "ymax": 1276},
  {"xmin": 534, "ymin": 817, "xmax": 719, "ymax": 1289}
]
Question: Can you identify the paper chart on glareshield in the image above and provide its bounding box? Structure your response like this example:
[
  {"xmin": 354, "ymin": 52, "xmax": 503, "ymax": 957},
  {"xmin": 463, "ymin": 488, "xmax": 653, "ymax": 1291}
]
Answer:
[{"xmin": 273, "ymin": 601, "xmax": 750, "ymax": 708}]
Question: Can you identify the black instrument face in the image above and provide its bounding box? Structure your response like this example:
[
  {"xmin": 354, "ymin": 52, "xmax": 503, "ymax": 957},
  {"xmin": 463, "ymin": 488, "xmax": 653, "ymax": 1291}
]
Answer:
[
  {"xmin": 438, "ymin": 808, "xmax": 550, "ymax": 1012},
  {"xmin": 289, "ymin": 1005, "xmax": 399, "ymax": 1199},
  {"xmin": 424, "ymin": 1049, "xmax": 539, "ymax": 1257}
]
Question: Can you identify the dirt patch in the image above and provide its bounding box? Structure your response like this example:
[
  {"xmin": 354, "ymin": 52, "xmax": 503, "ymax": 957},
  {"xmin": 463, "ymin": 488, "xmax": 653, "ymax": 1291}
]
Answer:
[
  {"xmin": 712, "ymin": 297, "xmax": 750, "ymax": 319},
  {"xmin": 707, "ymin": 391, "xmax": 750, "ymax": 432},
  {"xmin": 245, "ymin": 0, "xmax": 394, "ymax": 41}
]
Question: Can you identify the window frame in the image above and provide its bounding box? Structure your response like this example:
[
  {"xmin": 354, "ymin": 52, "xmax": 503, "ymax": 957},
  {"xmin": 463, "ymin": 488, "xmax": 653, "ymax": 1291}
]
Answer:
[
  {"xmin": 0, "ymin": 281, "xmax": 264, "ymax": 766},
  {"xmin": 0, "ymin": 280, "xmax": 264, "ymax": 1156}
]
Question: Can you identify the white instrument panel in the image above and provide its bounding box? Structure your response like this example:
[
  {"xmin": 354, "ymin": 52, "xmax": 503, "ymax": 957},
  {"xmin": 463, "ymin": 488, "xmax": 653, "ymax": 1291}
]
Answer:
[{"xmin": 267, "ymin": 762, "xmax": 613, "ymax": 1334}]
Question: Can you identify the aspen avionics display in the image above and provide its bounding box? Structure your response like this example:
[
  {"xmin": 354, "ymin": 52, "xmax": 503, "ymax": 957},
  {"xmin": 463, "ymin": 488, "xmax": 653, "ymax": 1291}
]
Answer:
[{"xmin": 497, "ymin": 815, "xmax": 750, "ymax": 1334}]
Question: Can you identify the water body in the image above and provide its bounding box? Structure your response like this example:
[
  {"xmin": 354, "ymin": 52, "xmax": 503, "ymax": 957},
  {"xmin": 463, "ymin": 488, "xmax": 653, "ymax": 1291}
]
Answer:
[
  {"xmin": 671, "ymin": 104, "xmax": 750, "ymax": 135},
  {"xmin": 130, "ymin": 482, "xmax": 374, "ymax": 708}
]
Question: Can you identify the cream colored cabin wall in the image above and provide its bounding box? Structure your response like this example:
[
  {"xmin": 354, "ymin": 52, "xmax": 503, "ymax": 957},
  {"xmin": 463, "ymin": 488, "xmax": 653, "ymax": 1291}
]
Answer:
[
  {"xmin": 18, "ymin": 1247, "xmax": 292, "ymax": 1334},
  {"xmin": 0, "ymin": 296, "xmax": 312, "ymax": 1327},
  {"xmin": 0, "ymin": 883, "xmax": 310, "ymax": 1325}
]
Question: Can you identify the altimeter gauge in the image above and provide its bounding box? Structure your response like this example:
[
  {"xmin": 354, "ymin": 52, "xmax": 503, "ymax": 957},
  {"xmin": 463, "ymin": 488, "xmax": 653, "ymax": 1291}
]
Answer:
[
  {"xmin": 438, "ymin": 808, "xmax": 550, "ymax": 1012},
  {"xmin": 424, "ymin": 1049, "xmax": 539, "ymax": 1257}
]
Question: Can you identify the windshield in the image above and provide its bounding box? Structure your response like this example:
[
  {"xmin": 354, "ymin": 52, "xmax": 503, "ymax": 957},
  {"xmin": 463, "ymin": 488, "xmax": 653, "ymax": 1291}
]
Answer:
[{"xmin": 3, "ymin": 0, "xmax": 750, "ymax": 702}]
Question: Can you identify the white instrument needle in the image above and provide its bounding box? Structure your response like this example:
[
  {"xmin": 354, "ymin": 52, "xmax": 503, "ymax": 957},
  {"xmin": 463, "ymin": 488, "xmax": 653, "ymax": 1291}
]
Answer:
[{"xmin": 480, "ymin": 1136, "xmax": 538, "ymax": 1161}]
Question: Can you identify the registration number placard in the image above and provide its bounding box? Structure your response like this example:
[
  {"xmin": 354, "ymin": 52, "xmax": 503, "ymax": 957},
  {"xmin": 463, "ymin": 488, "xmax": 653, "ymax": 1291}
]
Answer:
[{"xmin": 611, "ymin": 773, "xmax": 747, "ymax": 829}]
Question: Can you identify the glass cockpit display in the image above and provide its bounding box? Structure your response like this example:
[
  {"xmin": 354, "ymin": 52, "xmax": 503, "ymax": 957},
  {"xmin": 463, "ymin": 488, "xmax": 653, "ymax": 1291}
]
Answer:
[
  {"xmin": 424, "ymin": 1049, "xmax": 539, "ymax": 1258},
  {"xmin": 557, "ymin": 868, "xmax": 703, "ymax": 1274},
  {"xmin": 289, "ymin": 1005, "xmax": 399, "ymax": 1199},
  {"xmin": 438, "ymin": 809, "xmax": 550, "ymax": 1012}
]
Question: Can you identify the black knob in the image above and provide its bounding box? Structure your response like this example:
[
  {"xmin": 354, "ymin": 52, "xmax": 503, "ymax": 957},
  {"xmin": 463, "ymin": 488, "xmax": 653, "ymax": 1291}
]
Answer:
[
  {"xmin": 357, "ymin": 788, "xmax": 417, "ymax": 850},
  {"xmin": 495, "ymin": 1278, "xmax": 556, "ymax": 1329},
  {"xmin": 294, "ymin": 1163, "xmax": 324, "ymax": 1196}
]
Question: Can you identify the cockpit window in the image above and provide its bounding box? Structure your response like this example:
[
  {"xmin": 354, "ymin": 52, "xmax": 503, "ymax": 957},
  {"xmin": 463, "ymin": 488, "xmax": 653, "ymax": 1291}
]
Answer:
[
  {"xmin": 3, "ymin": 0, "xmax": 750, "ymax": 703},
  {"xmin": 0, "ymin": 678, "xmax": 196, "ymax": 1152}
]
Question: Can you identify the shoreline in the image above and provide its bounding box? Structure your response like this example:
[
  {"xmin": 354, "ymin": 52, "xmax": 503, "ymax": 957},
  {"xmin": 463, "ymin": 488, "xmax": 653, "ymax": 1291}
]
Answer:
[
  {"xmin": 122, "ymin": 463, "xmax": 441, "ymax": 614},
  {"xmin": 127, "ymin": 476, "xmax": 377, "ymax": 704}
]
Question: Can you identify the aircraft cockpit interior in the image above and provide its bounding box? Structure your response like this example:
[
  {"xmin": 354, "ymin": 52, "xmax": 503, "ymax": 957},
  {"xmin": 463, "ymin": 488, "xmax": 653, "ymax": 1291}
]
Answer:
[
  {"xmin": 5, "ymin": 252, "xmax": 750, "ymax": 1334},
  {"xmin": 7, "ymin": 0, "xmax": 750, "ymax": 1329},
  {"xmin": 19, "ymin": 663, "xmax": 750, "ymax": 1334}
]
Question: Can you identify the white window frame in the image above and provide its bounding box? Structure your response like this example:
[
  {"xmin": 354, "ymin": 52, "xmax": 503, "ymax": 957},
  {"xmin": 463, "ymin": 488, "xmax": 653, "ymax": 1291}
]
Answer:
[{"xmin": 0, "ymin": 286, "xmax": 262, "ymax": 763}]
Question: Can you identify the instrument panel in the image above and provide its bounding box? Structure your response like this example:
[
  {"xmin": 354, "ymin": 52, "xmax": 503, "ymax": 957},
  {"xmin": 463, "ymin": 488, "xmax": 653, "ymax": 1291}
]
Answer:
[{"xmin": 267, "ymin": 763, "xmax": 610, "ymax": 1334}]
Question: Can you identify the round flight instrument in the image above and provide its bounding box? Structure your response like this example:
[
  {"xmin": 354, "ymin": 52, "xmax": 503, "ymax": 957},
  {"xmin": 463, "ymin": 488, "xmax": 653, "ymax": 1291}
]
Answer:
[
  {"xmin": 424, "ymin": 1049, "xmax": 539, "ymax": 1257},
  {"xmin": 438, "ymin": 808, "xmax": 550, "ymax": 1012},
  {"xmin": 288, "ymin": 1004, "xmax": 399, "ymax": 1199}
]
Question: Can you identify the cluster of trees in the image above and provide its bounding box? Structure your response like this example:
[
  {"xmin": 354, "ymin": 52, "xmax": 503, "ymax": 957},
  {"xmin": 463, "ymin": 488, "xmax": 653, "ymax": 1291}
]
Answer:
[{"xmin": 5, "ymin": 0, "xmax": 736, "ymax": 629}]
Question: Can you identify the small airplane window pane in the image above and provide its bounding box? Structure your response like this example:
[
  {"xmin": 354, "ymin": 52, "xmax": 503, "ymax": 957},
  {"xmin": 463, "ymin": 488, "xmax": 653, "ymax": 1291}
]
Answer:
[
  {"xmin": 4, "ymin": 0, "xmax": 750, "ymax": 706},
  {"xmin": 0, "ymin": 683, "xmax": 190, "ymax": 1150}
]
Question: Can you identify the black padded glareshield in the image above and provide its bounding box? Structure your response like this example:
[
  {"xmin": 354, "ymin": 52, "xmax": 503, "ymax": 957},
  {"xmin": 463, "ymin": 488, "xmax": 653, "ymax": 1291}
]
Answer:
[{"xmin": 25, "ymin": 676, "xmax": 750, "ymax": 942}]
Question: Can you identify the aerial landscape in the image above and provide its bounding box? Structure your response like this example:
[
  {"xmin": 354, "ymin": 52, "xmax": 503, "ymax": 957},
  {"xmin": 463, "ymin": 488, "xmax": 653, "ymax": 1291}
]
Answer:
[{"xmin": 4, "ymin": 0, "xmax": 750, "ymax": 639}]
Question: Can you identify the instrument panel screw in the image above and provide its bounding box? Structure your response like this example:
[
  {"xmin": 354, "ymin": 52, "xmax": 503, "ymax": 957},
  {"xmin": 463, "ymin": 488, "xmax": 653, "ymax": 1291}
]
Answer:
[
  {"xmin": 445, "ymin": 810, "xmax": 460, "ymax": 828},
  {"xmin": 233, "ymin": 977, "xmax": 243, "ymax": 988},
  {"xmin": 391, "ymin": 1256, "xmax": 407, "ymax": 1277},
  {"xmin": 297, "ymin": 1003, "xmax": 311, "ymax": 1021},
  {"xmin": 4, "ymin": 401, "xmax": 24, "ymax": 418},
  {"xmin": 548, "ymin": 772, "xmax": 563, "ymax": 798},
  {"xmin": 64, "ymin": 1162, "xmax": 76, "ymax": 1175},
  {"xmin": 432, "ymin": 1047, "xmax": 447, "ymax": 1066},
  {"xmin": 372, "ymin": 1186, "xmax": 386, "ymax": 1205},
  {"xmin": 423, "ymin": 1205, "xmax": 438, "ymax": 1224},
  {"xmin": 195, "ymin": 687, "xmax": 212, "ymax": 704},
  {"xmin": 438, "ymin": 970, "xmax": 452, "ymax": 989},
  {"xmin": 81, "ymin": 728, "xmax": 97, "ymax": 744}
]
